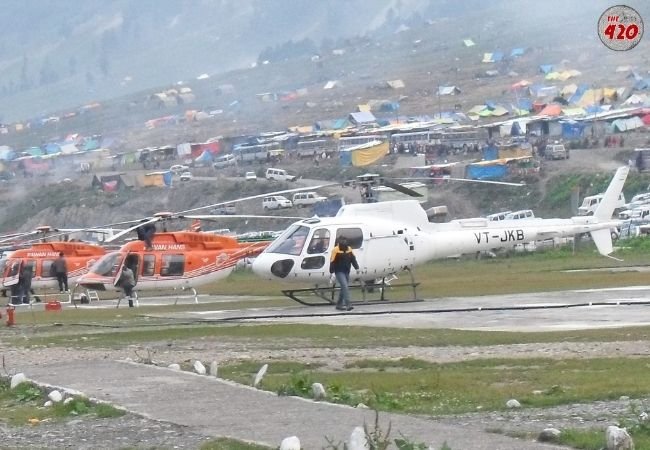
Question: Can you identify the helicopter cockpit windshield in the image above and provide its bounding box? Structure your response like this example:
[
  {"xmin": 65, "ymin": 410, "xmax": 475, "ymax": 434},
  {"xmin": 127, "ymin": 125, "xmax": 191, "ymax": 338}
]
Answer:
[
  {"xmin": 89, "ymin": 252, "xmax": 123, "ymax": 277},
  {"xmin": 266, "ymin": 225, "xmax": 310, "ymax": 256}
]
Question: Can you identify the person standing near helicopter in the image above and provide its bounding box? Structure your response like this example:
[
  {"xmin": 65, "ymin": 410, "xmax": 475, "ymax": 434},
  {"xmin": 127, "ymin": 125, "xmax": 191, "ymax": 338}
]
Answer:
[{"xmin": 329, "ymin": 236, "xmax": 359, "ymax": 311}]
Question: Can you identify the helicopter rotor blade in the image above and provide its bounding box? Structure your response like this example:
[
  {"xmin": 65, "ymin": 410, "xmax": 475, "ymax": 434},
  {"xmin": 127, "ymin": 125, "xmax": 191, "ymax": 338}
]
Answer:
[
  {"xmin": 179, "ymin": 214, "xmax": 305, "ymax": 222},
  {"xmin": 104, "ymin": 217, "xmax": 160, "ymax": 243},
  {"xmin": 379, "ymin": 180, "xmax": 424, "ymax": 197},
  {"xmin": 396, "ymin": 177, "xmax": 526, "ymax": 187}
]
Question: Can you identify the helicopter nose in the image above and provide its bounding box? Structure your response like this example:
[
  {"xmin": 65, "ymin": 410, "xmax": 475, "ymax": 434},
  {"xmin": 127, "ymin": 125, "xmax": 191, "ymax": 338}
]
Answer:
[{"xmin": 252, "ymin": 255, "xmax": 294, "ymax": 279}]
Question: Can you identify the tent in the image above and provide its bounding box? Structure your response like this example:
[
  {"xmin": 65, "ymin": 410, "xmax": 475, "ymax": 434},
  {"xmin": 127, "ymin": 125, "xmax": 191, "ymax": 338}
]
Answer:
[
  {"xmin": 0, "ymin": 146, "xmax": 15, "ymax": 160},
  {"xmin": 634, "ymin": 79, "xmax": 650, "ymax": 90},
  {"xmin": 339, "ymin": 141, "xmax": 389, "ymax": 167},
  {"xmin": 348, "ymin": 111, "xmax": 376, "ymax": 125},
  {"xmin": 463, "ymin": 39, "xmax": 475, "ymax": 47},
  {"xmin": 529, "ymin": 85, "xmax": 559, "ymax": 98},
  {"xmin": 561, "ymin": 121, "xmax": 586, "ymax": 139},
  {"xmin": 539, "ymin": 64, "xmax": 554, "ymax": 74},
  {"xmin": 438, "ymin": 86, "xmax": 461, "ymax": 95},
  {"xmin": 142, "ymin": 171, "xmax": 173, "ymax": 187},
  {"xmin": 490, "ymin": 105, "xmax": 509, "ymax": 116},
  {"xmin": 616, "ymin": 65, "xmax": 633, "ymax": 72},
  {"xmin": 510, "ymin": 48, "xmax": 525, "ymax": 57},
  {"xmin": 466, "ymin": 161, "xmax": 509, "ymax": 180},
  {"xmin": 561, "ymin": 107, "xmax": 586, "ymax": 117},
  {"xmin": 561, "ymin": 84, "xmax": 578, "ymax": 97},
  {"xmin": 539, "ymin": 104, "xmax": 562, "ymax": 116},
  {"xmin": 194, "ymin": 150, "xmax": 214, "ymax": 164},
  {"xmin": 323, "ymin": 80, "xmax": 341, "ymax": 89},
  {"xmin": 386, "ymin": 79, "xmax": 405, "ymax": 89},
  {"xmin": 510, "ymin": 80, "xmax": 531, "ymax": 90},
  {"xmin": 612, "ymin": 116, "xmax": 645, "ymax": 132},
  {"xmin": 642, "ymin": 114, "xmax": 650, "ymax": 126},
  {"xmin": 91, "ymin": 174, "xmax": 129, "ymax": 192},
  {"xmin": 623, "ymin": 94, "xmax": 649, "ymax": 105},
  {"xmin": 45, "ymin": 143, "xmax": 61, "ymax": 155},
  {"xmin": 379, "ymin": 102, "xmax": 400, "ymax": 112},
  {"xmin": 482, "ymin": 52, "xmax": 503, "ymax": 63}
]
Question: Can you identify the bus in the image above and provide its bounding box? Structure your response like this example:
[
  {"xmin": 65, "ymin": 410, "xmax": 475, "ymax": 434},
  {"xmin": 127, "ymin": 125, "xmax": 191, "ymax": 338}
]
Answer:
[
  {"xmin": 430, "ymin": 129, "xmax": 487, "ymax": 150},
  {"xmin": 232, "ymin": 141, "xmax": 283, "ymax": 163},
  {"xmin": 294, "ymin": 138, "xmax": 337, "ymax": 158},
  {"xmin": 390, "ymin": 131, "xmax": 431, "ymax": 145},
  {"xmin": 337, "ymin": 135, "xmax": 387, "ymax": 151}
]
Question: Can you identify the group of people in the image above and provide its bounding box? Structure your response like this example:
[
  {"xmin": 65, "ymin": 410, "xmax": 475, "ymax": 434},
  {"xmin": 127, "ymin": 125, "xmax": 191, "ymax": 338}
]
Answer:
[{"xmin": 9, "ymin": 252, "xmax": 68, "ymax": 305}]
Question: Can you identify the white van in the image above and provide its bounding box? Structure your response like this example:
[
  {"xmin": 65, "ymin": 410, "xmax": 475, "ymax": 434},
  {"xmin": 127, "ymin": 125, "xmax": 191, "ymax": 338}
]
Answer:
[
  {"xmin": 262, "ymin": 195, "xmax": 293, "ymax": 210},
  {"xmin": 266, "ymin": 168, "xmax": 297, "ymax": 182},
  {"xmin": 213, "ymin": 154, "xmax": 237, "ymax": 169},
  {"xmin": 292, "ymin": 192, "xmax": 327, "ymax": 208},
  {"xmin": 487, "ymin": 211, "xmax": 512, "ymax": 221},
  {"xmin": 505, "ymin": 209, "xmax": 535, "ymax": 220},
  {"xmin": 578, "ymin": 193, "xmax": 626, "ymax": 216}
]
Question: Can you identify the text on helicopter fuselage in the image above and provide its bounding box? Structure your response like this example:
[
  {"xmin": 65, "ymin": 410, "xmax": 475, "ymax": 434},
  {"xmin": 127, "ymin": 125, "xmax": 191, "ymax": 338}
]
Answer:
[{"xmin": 474, "ymin": 229, "xmax": 525, "ymax": 244}]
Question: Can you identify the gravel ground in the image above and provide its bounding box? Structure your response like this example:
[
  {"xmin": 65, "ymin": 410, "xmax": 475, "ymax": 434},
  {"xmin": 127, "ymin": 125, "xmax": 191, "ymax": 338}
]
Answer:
[{"xmin": 1, "ymin": 337, "xmax": 649, "ymax": 449}]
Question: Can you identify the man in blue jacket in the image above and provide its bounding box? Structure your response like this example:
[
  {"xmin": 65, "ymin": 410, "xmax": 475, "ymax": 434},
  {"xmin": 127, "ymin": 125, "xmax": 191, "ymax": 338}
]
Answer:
[{"xmin": 329, "ymin": 237, "xmax": 359, "ymax": 311}]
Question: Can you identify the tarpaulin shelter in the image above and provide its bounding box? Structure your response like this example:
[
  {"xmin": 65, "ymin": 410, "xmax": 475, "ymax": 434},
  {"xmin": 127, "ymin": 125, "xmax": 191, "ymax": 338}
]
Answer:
[
  {"xmin": 529, "ymin": 85, "xmax": 559, "ymax": 98},
  {"xmin": 142, "ymin": 171, "xmax": 173, "ymax": 187},
  {"xmin": 314, "ymin": 118, "xmax": 351, "ymax": 131},
  {"xmin": 642, "ymin": 114, "xmax": 650, "ymax": 126},
  {"xmin": 482, "ymin": 144, "xmax": 498, "ymax": 160},
  {"xmin": 561, "ymin": 121, "xmax": 586, "ymax": 139},
  {"xmin": 510, "ymin": 48, "xmax": 525, "ymax": 57},
  {"xmin": 482, "ymin": 52, "xmax": 504, "ymax": 63},
  {"xmin": 0, "ymin": 146, "xmax": 15, "ymax": 160},
  {"xmin": 379, "ymin": 102, "xmax": 400, "ymax": 112},
  {"xmin": 386, "ymin": 79, "xmax": 405, "ymax": 89},
  {"xmin": 539, "ymin": 65, "xmax": 554, "ymax": 74},
  {"xmin": 438, "ymin": 86, "xmax": 461, "ymax": 95},
  {"xmin": 91, "ymin": 174, "xmax": 129, "ymax": 192},
  {"xmin": 612, "ymin": 116, "xmax": 645, "ymax": 132},
  {"xmin": 623, "ymin": 94, "xmax": 649, "ymax": 106},
  {"xmin": 17, "ymin": 156, "xmax": 53, "ymax": 174},
  {"xmin": 348, "ymin": 111, "xmax": 377, "ymax": 125},
  {"xmin": 561, "ymin": 107, "xmax": 586, "ymax": 117},
  {"xmin": 467, "ymin": 160, "xmax": 509, "ymax": 180},
  {"xmin": 45, "ymin": 143, "xmax": 61, "ymax": 155},
  {"xmin": 463, "ymin": 39, "xmax": 475, "ymax": 47},
  {"xmin": 510, "ymin": 80, "xmax": 531, "ymax": 90},
  {"xmin": 190, "ymin": 140, "xmax": 220, "ymax": 159},
  {"xmin": 339, "ymin": 141, "xmax": 389, "ymax": 167},
  {"xmin": 194, "ymin": 150, "xmax": 214, "ymax": 164},
  {"xmin": 539, "ymin": 104, "xmax": 562, "ymax": 116},
  {"xmin": 323, "ymin": 80, "xmax": 341, "ymax": 90},
  {"xmin": 634, "ymin": 79, "xmax": 650, "ymax": 90}
]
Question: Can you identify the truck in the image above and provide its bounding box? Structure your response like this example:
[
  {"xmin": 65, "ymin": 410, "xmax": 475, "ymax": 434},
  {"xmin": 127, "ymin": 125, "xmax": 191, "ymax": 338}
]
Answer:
[
  {"xmin": 578, "ymin": 192, "xmax": 626, "ymax": 216},
  {"xmin": 544, "ymin": 143, "xmax": 569, "ymax": 160}
]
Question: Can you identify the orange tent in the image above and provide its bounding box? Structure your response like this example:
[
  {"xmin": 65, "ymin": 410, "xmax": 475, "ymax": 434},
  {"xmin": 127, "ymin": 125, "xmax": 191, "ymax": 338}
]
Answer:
[{"xmin": 539, "ymin": 104, "xmax": 562, "ymax": 116}]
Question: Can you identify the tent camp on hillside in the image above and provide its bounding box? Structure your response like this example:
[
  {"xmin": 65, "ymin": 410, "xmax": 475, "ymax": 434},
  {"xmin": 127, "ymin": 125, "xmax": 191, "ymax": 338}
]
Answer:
[{"xmin": 91, "ymin": 173, "xmax": 130, "ymax": 192}]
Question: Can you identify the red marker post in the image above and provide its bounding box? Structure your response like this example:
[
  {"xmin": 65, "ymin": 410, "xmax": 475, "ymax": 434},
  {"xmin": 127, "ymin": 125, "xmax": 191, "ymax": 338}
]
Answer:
[{"xmin": 598, "ymin": 5, "xmax": 644, "ymax": 51}]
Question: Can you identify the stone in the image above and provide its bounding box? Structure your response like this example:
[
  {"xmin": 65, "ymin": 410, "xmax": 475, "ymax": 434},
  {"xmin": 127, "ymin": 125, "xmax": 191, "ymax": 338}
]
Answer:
[
  {"xmin": 63, "ymin": 397, "xmax": 74, "ymax": 405},
  {"xmin": 532, "ymin": 390, "xmax": 543, "ymax": 395},
  {"xmin": 279, "ymin": 436, "xmax": 301, "ymax": 450},
  {"xmin": 193, "ymin": 360, "xmax": 206, "ymax": 375},
  {"xmin": 44, "ymin": 400, "xmax": 53, "ymax": 407},
  {"xmin": 356, "ymin": 403, "xmax": 369, "ymax": 409},
  {"xmin": 538, "ymin": 428, "xmax": 561, "ymax": 443},
  {"xmin": 48, "ymin": 390, "xmax": 63, "ymax": 403},
  {"xmin": 619, "ymin": 396, "xmax": 630, "ymax": 401},
  {"xmin": 253, "ymin": 364, "xmax": 268, "ymax": 388},
  {"xmin": 311, "ymin": 382, "xmax": 326, "ymax": 400},
  {"xmin": 639, "ymin": 411, "xmax": 649, "ymax": 422},
  {"xmin": 506, "ymin": 399, "xmax": 521, "ymax": 409},
  {"xmin": 168, "ymin": 363, "xmax": 181, "ymax": 371},
  {"xmin": 349, "ymin": 426, "xmax": 369, "ymax": 450},
  {"xmin": 10, "ymin": 373, "xmax": 27, "ymax": 389},
  {"xmin": 606, "ymin": 425, "xmax": 634, "ymax": 450},
  {"xmin": 209, "ymin": 361, "xmax": 218, "ymax": 377}
]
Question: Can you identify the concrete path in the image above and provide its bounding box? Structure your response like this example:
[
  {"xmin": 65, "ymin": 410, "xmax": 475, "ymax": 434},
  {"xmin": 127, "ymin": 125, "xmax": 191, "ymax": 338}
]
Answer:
[{"xmin": 24, "ymin": 360, "xmax": 565, "ymax": 449}]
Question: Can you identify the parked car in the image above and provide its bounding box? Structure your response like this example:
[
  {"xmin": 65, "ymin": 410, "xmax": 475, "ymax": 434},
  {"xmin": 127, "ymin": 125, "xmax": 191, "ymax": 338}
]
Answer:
[
  {"xmin": 265, "ymin": 167, "xmax": 297, "ymax": 182},
  {"xmin": 213, "ymin": 154, "xmax": 237, "ymax": 169},
  {"xmin": 487, "ymin": 211, "xmax": 512, "ymax": 221},
  {"xmin": 211, "ymin": 203, "xmax": 236, "ymax": 215},
  {"xmin": 262, "ymin": 195, "xmax": 292, "ymax": 210},
  {"xmin": 504, "ymin": 209, "xmax": 535, "ymax": 220},
  {"xmin": 179, "ymin": 171, "xmax": 193, "ymax": 181},
  {"xmin": 245, "ymin": 171, "xmax": 257, "ymax": 181},
  {"xmin": 292, "ymin": 192, "xmax": 327, "ymax": 208},
  {"xmin": 170, "ymin": 164, "xmax": 190, "ymax": 174},
  {"xmin": 544, "ymin": 143, "xmax": 569, "ymax": 160}
]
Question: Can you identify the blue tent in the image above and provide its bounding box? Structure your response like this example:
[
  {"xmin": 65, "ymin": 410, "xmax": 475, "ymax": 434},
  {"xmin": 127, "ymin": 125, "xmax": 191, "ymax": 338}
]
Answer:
[
  {"xmin": 585, "ymin": 105, "xmax": 603, "ymax": 114},
  {"xmin": 83, "ymin": 138, "xmax": 100, "ymax": 151},
  {"xmin": 339, "ymin": 150, "xmax": 352, "ymax": 167},
  {"xmin": 45, "ymin": 143, "xmax": 61, "ymax": 155},
  {"xmin": 516, "ymin": 98, "xmax": 533, "ymax": 111},
  {"xmin": 561, "ymin": 121, "xmax": 585, "ymax": 139},
  {"xmin": 539, "ymin": 64, "xmax": 554, "ymax": 74},
  {"xmin": 482, "ymin": 145, "xmax": 498, "ymax": 160},
  {"xmin": 634, "ymin": 78, "xmax": 649, "ymax": 90},
  {"xmin": 467, "ymin": 163, "xmax": 508, "ymax": 180},
  {"xmin": 510, "ymin": 48, "xmax": 525, "ymax": 57},
  {"xmin": 485, "ymin": 100, "xmax": 497, "ymax": 109},
  {"xmin": 162, "ymin": 171, "xmax": 173, "ymax": 186},
  {"xmin": 568, "ymin": 84, "xmax": 590, "ymax": 104},
  {"xmin": 380, "ymin": 102, "xmax": 400, "ymax": 112},
  {"xmin": 492, "ymin": 52, "xmax": 504, "ymax": 62},
  {"xmin": 195, "ymin": 150, "xmax": 214, "ymax": 163}
]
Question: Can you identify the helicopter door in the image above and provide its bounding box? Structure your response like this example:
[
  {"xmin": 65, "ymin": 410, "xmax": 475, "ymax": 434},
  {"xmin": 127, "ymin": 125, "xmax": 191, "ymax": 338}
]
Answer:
[
  {"xmin": 3, "ymin": 260, "xmax": 22, "ymax": 287},
  {"xmin": 112, "ymin": 253, "xmax": 141, "ymax": 287}
]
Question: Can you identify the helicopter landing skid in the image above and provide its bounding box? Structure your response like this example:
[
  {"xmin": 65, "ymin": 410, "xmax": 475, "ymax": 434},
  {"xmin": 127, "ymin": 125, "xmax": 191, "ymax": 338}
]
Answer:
[{"xmin": 282, "ymin": 273, "xmax": 422, "ymax": 307}]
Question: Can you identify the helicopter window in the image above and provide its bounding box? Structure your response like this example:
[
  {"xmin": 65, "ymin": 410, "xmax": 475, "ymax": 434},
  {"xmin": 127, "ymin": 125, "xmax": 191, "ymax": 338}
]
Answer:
[
  {"xmin": 266, "ymin": 225, "xmax": 309, "ymax": 256},
  {"xmin": 90, "ymin": 252, "xmax": 123, "ymax": 277},
  {"xmin": 143, "ymin": 254, "xmax": 155, "ymax": 276},
  {"xmin": 301, "ymin": 256, "xmax": 326, "ymax": 270},
  {"xmin": 335, "ymin": 228, "xmax": 364, "ymax": 249},
  {"xmin": 161, "ymin": 254, "xmax": 184, "ymax": 276},
  {"xmin": 42, "ymin": 260, "xmax": 56, "ymax": 278},
  {"xmin": 7, "ymin": 261, "xmax": 21, "ymax": 277},
  {"xmin": 307, "ymin": 229, "xmax": 330, "ymax": 254}
]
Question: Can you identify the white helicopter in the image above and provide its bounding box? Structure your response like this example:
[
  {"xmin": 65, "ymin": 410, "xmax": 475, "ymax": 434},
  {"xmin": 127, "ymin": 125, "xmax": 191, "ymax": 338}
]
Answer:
[{"xmin": 252, "ymin": 167, "xmax": 629, "ymax": 305}]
